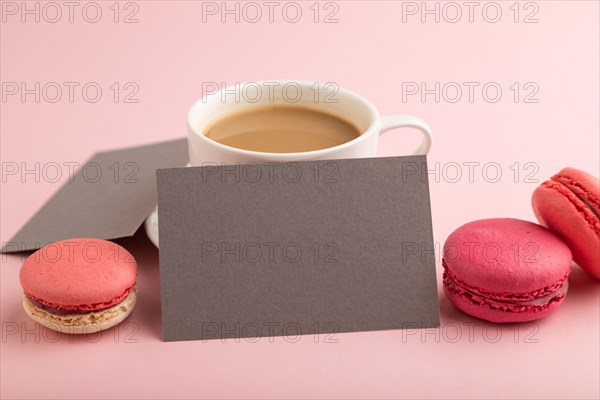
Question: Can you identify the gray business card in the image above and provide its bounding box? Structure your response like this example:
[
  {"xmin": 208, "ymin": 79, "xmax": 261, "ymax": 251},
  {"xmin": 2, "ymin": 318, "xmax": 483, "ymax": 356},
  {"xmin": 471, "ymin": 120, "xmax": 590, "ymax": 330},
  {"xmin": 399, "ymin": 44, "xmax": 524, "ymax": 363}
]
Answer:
[{"xmin": 157, "ymin": 156, "xmax": 439, "ymax": 342}]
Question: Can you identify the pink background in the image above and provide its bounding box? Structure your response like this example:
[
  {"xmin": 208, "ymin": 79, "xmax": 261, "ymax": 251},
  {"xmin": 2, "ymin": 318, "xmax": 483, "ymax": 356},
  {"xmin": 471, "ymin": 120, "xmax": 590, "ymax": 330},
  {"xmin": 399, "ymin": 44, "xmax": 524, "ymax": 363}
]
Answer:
[{"xmin": 1, "ymin": 1, "xmax": 599, "ymax": 398}]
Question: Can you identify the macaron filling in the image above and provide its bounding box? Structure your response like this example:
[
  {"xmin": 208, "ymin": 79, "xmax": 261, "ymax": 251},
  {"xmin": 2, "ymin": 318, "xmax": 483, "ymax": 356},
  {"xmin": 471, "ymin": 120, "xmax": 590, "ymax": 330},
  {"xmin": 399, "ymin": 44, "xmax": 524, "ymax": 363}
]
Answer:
[
  {"xmin": 443, "ymin": 260, "xmax": 569, "ymax": 313},
  {"xmin": 24, "ymin": 286, "xmax": 134, "ymax": 316}
]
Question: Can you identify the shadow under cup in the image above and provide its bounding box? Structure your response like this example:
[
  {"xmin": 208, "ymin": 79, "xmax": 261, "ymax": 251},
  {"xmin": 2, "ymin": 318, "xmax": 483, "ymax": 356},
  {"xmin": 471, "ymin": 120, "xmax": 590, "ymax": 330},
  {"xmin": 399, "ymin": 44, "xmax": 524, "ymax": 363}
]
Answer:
[{"xmin": 186, "ymin": 81, "xmax": 380, "ymax": 164}]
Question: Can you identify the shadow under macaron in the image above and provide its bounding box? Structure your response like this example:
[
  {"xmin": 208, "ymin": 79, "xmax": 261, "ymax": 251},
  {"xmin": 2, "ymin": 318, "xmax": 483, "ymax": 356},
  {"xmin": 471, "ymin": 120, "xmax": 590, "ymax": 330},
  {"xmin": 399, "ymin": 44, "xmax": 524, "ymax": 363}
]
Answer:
[
  {"xmin": 566, "ymin": 263, "xmax": 599, "ymax": 300},
  {"xmin": 113, "ymin": 227, "xmax": 163, "ymax": 341}
]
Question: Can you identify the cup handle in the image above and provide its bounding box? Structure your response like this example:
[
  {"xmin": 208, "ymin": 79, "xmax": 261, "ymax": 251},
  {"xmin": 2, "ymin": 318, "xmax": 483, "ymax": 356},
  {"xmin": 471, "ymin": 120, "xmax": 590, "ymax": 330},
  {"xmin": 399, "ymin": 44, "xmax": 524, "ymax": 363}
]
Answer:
[{"xmin": 379, "ymin": 115, "xmax": 433, "ymax": 155}]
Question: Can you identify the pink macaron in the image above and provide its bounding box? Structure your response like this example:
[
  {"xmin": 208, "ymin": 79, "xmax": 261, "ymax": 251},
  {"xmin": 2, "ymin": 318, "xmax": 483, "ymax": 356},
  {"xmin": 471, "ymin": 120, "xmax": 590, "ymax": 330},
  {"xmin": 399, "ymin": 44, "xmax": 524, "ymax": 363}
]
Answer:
[
  {"xmin": 20, "ymin": 238, "xmax": 138, "ymax": 333},
  {"xmin": 532, "ymin": 167, "xmax": 600, "ymax": 279},
  {"xmin": 443, "ymin": 218, "xmax": 571, "ymax": 323}
]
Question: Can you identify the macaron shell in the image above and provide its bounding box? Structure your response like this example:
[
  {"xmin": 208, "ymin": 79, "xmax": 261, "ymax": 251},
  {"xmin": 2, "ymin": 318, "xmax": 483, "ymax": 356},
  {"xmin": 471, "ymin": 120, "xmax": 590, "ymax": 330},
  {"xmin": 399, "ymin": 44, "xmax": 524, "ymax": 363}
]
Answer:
[
  {"xmin": 553, "ymin": 167, "xmax": 600, "ymax": 216},
  {"xmin": 20, "ymin": 238, "xmax": 137, "ymax": 308},
  {"xmin": 533, "ymin": 180, "xmax": 600, "ymax": 279},
  {"xmin": 443, "ymin": 218, "xmax": 572, "ymax": 295},
  {"xmin": 443, "ymin": 283, "xmax": 563, "ymax": 323}
]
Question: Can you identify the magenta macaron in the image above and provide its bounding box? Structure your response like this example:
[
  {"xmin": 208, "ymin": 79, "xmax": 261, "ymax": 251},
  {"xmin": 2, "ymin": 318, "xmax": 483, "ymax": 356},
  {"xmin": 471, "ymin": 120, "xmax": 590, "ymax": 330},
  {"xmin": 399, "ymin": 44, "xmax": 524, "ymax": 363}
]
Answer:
[
  {"xmin": 20, "ymin": 238, "xmax": 138, "ymax": 334},
  {"xmin": 443, "ymin": 218, "xmax": 571, "ymax": 323},
  {"xmin": 532, "ymin": 167, "xmax": 600, "ymax": 279}
]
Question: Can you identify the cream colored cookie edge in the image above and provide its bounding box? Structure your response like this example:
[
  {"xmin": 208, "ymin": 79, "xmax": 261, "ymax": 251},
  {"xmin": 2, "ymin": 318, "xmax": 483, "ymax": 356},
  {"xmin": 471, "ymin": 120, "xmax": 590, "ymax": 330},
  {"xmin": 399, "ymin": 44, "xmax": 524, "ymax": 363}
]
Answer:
[{"xmin": 22, "ymin": 286, "xmax": 138, "ymax": 334}]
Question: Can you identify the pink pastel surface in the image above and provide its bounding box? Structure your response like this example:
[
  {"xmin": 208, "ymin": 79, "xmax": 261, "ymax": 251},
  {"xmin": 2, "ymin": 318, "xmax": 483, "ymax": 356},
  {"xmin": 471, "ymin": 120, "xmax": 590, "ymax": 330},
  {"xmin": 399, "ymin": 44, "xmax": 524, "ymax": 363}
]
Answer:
[
  {"xmin": 20, "ymin": 238, "xmax": 137, "ymax": 309},
  {"xmin": 1, "ymin": 2, "xmax": 599, "ymax": 399}
]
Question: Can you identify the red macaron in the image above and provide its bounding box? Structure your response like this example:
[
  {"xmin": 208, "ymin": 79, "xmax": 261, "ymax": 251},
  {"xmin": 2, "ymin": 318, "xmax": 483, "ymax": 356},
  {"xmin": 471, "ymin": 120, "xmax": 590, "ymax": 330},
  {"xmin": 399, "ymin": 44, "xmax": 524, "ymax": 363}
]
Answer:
[
  {"xmin": 20, "ymin": 238, "xmax": 138, "ymax": 334},
  {"xmin": 443, "ymin": 218, "xmax": 572, "ymax": 323},
  {"xmin": 532, "ymin": 167, "xmax": 600, "ymax": 279}
]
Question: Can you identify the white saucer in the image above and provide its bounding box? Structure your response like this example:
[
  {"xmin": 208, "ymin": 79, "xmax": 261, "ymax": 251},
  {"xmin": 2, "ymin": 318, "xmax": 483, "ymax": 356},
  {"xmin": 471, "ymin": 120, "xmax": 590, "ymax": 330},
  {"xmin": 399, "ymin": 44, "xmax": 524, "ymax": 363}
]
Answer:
[
  {"xmin": 144, "ymin": 163, "xmax": 192, "ymax": 248},
  {"xmin": 145, "ymin": 163, "xmax": 192, "ymax": 248},
  {"xmin": 144, "ymin": 206, "xmax": 160, "ymax": 248}
]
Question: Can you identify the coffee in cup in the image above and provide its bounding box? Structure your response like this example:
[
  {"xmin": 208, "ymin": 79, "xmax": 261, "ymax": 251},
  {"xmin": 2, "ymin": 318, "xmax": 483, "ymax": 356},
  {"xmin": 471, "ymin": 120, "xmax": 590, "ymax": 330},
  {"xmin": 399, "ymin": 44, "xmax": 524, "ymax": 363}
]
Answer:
[{"xmin": 203, "ymin": 105, "xmax": 361, "ymax": 153}]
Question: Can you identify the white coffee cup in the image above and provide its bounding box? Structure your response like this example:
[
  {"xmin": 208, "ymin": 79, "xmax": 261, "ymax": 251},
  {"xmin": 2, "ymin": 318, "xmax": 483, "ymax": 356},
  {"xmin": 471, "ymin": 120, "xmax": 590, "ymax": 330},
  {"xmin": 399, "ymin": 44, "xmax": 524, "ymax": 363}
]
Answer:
[
  {"xmin": 145, "ymin": 80, "xmax": 433, "ymax": 247},
  {"xmin": 187, "ymin": 80, "xmax": 432, "ymax": 165}
]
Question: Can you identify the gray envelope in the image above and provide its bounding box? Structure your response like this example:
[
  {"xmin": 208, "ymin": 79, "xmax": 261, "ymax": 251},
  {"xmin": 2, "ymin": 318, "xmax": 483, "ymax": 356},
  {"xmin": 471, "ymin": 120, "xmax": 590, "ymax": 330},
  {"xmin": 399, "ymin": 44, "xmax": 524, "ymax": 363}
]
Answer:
[{"xmin": 1, "ymin": 139, "xmax": 188, "ymax": 253}]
